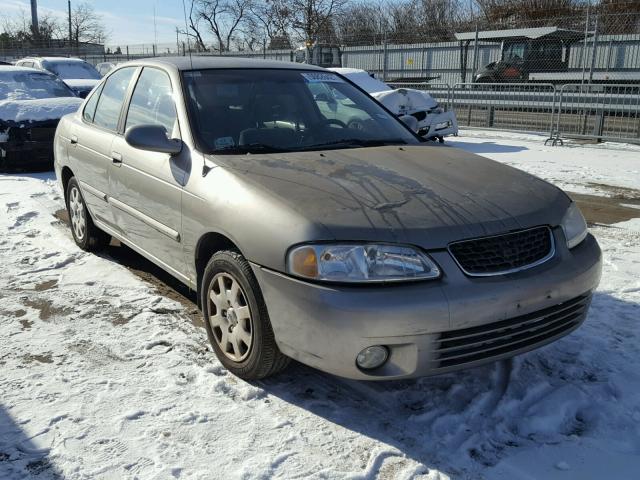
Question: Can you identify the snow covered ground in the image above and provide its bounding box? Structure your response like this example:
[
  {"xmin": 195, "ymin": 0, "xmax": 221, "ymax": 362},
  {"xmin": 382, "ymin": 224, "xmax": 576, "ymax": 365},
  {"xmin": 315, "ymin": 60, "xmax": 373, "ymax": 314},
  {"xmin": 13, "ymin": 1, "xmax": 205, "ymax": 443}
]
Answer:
[{"xmin": 1, "ymin": 132, "xmax": 639, "ymax": 479}]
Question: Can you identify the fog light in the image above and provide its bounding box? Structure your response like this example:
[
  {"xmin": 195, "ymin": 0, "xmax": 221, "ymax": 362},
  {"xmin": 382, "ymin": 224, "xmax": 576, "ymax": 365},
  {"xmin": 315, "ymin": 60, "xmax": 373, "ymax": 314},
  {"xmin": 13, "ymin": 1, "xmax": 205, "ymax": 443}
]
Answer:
[{"xmin": 356, "ymin": 346, "xmax": 389, "ymax": 370}]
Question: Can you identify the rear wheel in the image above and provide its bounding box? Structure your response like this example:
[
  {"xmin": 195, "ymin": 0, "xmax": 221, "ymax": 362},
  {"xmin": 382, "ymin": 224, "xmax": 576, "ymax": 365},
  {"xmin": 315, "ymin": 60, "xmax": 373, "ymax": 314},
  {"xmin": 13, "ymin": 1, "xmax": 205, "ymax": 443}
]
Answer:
[
  {"xmin": 201, "ymin": 250, "xmax": 289, "ymax": 379},
  {"xmin": 66, "ymin": 177, "xmax": 110, "ymax": 251}
]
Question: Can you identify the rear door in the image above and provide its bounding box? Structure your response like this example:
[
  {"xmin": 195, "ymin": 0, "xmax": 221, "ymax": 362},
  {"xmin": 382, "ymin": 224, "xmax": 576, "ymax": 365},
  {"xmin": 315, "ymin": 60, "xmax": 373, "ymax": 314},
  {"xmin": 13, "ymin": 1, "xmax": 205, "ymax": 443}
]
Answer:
[
  {"xmin": 109, "ymin": 67, "xmax": 186, "ymax": 278},
  {"xmin": 66, "ymin": 67, "xmax": 137, "ymax": 230}
]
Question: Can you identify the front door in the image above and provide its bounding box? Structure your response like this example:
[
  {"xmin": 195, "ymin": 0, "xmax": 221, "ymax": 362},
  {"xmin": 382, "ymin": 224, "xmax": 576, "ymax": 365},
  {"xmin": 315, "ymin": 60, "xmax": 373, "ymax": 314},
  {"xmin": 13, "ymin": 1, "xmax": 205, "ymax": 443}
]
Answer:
[{"xmin": 109, "ymin": 67, "xmax": 186, "ymax": 279}]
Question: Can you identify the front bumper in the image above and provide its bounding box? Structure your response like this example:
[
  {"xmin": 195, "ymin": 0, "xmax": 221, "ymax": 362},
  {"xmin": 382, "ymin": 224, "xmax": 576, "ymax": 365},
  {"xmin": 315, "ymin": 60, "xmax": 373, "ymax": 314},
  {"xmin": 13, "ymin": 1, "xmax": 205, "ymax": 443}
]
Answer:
[
  {"xmin": 1, "ymin": 140, "xmax": 55, "ymax": 170},
  {"xmin": 0, "ymin": 123, "xmax": 57, "ymax": 171},
  {"xmin": 252, "ymin": 229, "xmax": 602, "ymax": 380},
  {"xmin": 418, "ymin": 110, "xmax": 459, "ymax": 139}
]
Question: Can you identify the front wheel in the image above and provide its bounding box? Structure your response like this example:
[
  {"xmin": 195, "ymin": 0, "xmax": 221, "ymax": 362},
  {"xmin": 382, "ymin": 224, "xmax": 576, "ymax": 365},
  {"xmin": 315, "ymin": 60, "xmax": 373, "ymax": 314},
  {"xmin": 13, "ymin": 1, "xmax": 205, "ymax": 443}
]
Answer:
[
  {"xmin": 201, "ymin": 250, "xmax": 290, "ymax": 379},
  {"xmin": 66, "ymin": 177, "xmax": 110, "ymax": 251}
]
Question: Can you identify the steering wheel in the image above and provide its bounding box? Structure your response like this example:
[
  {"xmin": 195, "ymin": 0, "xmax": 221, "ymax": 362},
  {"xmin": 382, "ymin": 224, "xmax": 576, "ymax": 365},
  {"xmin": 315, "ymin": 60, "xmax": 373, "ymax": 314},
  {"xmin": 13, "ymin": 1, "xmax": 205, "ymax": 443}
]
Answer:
[{"xmin": 323, "ymin": 119, "xmax": 347, "ymax": 129}]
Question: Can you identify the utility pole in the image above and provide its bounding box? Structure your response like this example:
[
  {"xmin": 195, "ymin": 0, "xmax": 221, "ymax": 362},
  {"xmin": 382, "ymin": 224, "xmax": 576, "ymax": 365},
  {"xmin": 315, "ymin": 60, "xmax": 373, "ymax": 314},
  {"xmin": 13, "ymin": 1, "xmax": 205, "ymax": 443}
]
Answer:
[
  {"xmin": 68, "ymin": 0, "xmax": 73, "ymax": 50},
  {"xmin": 30, "ymin": 0, "xmax": 39, "ymax": 38}
]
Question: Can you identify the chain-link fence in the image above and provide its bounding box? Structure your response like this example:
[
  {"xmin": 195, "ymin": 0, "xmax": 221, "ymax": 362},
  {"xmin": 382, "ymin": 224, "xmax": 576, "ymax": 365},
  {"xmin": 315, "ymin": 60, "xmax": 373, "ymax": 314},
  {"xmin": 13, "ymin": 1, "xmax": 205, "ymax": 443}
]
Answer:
[{"xmin": 1, "ymin": 9, "xmax": 639, "ymax": 144}]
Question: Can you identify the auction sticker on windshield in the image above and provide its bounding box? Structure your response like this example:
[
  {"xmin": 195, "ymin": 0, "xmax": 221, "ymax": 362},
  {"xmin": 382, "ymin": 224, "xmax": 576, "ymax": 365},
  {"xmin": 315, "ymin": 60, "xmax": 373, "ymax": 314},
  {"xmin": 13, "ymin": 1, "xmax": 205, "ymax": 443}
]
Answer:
[{"xmin": 301, "ymin": 72, "xmax": 345, "ymax": 83}]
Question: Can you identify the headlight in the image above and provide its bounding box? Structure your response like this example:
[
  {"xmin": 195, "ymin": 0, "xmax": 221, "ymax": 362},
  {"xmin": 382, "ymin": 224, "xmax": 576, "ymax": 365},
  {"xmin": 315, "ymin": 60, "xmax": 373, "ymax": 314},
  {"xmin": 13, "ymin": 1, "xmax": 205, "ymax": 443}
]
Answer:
[
  {"xmin": 287, "ymin": 243, "xmax": 440, "ymax": 283},
  {"xmin": 561, "ymin": 203, "xmax": 588, "ymax": 249}
]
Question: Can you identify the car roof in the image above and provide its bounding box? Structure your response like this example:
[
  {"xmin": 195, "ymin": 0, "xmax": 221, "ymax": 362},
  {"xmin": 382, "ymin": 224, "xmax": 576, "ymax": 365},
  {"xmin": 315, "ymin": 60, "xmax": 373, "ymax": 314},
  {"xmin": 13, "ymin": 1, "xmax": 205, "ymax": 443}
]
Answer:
[
  {"xmin": 0, "ymin": 65, "xmax": 55, "ymax": 74},
  {"xmin": 19, "ymin": 56, "xmax": 88, "ymax": 63},
  {"xmin": 116, "ymin": 56, "xmax": 327, "ymax": 72}
]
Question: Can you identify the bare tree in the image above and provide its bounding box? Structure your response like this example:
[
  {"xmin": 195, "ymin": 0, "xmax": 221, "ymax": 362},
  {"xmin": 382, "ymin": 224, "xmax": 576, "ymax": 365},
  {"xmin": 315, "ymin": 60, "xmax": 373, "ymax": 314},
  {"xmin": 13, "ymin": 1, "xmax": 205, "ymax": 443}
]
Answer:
[
  {"xmin": 0, "ymin": 8, "xmax": 63, "ymax": 44},
  {"xmin": 180, "ymin": 0, "xmax": 209, "ymax": 51},
  {"xmin": 71, "ymin": 2, "xmax": 107, "ymax": 45},
  {"xmin": 249, "ymin": 0, "xmax": 294, "ymax": 48},
  {"xmin": 195, "ymin": 0, "xmax": 254, "ymax": 52},
  {"xmin": 287, "ymin": 0, "xmax": 348, "ymax": 44},
  {"xmin": 335, "ymin": 1, "xmax": 386, "ymax": 45}
]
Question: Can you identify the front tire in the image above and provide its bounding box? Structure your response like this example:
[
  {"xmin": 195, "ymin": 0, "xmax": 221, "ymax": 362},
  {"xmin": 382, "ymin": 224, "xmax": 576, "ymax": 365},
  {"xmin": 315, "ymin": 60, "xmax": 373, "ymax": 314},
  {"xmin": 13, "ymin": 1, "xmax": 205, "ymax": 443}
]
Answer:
[
  {"xmin": 201, "ymin": 250, "xmax": 289, "ymax": 380},
  {"xmin": 65, "ymin": 177, "xmax": 110, "ymax": 251}
]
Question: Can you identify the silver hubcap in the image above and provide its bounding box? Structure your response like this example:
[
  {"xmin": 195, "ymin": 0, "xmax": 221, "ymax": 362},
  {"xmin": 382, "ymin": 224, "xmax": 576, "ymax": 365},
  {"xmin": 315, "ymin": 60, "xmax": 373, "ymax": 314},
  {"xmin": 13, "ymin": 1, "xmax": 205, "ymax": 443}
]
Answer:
[
  {"xmin": 69, "ymin": 186, "xmax": 86, "ymax": 241},
  {"xmin": 208, "ymin": 273, "xmax": 253, "ymax": 362}
]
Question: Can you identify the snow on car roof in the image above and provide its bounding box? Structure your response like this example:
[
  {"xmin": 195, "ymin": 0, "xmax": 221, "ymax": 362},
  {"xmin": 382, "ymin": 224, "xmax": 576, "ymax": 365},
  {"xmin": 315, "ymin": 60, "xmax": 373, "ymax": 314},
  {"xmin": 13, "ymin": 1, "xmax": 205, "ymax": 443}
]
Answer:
[
  {"xmin": 23, "ymin": 56, "xmax": 88, "ymax": 63},
  {"xmin": 329, "ymin": 68, "xmax": 392, "ymax": 94},
  {"xmin": 0, "ymin": 65, "xmax": 48, "ymax": 74}
]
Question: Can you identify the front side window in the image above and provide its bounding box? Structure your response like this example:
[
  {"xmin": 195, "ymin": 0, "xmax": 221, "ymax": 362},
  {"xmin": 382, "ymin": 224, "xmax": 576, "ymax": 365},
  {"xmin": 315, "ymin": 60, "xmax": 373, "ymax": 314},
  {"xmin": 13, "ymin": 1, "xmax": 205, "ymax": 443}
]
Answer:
[
  {"xmin": 183, "ymin": 69, "xmax": 417, "ymax": 154},
  {"xmin": 93, "ymin": 67, "xmax": 136, "ymax": 131},
  {"xmin": 125, "ymin": 68, "xmax": 177, "ymax": 135},
  {"xmin": 83, "ymin": 84, "xmax": 104, "ymax": 122}
]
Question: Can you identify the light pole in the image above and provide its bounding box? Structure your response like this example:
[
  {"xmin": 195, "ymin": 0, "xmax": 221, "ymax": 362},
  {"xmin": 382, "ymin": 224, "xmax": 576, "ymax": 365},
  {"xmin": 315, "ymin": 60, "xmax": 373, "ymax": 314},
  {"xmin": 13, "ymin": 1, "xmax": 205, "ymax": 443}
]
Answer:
[
  {"xmin": 30, "ymin": 0, "xmax": 39, "ymax": 38},
  {"xmin": 67, "ymin": 0, "xmax": 73, "ymax": 48}
]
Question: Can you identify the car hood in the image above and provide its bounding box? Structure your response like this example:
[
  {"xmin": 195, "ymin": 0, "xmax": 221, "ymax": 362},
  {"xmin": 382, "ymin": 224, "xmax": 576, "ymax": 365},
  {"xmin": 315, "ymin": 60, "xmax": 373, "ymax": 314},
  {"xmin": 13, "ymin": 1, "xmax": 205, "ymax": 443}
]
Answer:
[
  {"xmin": 0, "ymin": 97, "xmax": 83, "ymax": 125},
  {"xmin": 212, "ymin": 145, "xmax": 569, "ymax": 249},
  {"xmin": 63, "ymin": 79, "xmax": 100, "ymax": 90},
  {"xmin": 372, "ymin": 89, "xmax": 439, "ymax": 114}
]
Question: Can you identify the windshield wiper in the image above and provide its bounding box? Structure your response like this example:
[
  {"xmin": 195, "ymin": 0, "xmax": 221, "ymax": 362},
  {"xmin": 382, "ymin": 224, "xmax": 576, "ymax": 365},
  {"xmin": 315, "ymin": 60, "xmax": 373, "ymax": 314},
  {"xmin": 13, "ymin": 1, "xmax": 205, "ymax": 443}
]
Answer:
[
  {"xmin": 214, "ymin": 143, "xmax": 292, "ymax": 154},
  {"xmin": 301, "ymin": 138, "xmax": 408, "ymax": 151}
]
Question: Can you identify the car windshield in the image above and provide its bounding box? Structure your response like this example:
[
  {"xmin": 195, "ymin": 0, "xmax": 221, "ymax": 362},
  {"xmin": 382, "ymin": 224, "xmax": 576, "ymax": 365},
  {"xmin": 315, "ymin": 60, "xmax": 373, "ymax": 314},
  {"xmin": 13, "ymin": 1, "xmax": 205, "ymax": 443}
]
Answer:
[
  {"xmin": 182, "ymin": 69, "xmax": 418, "ymax": 154},
  {"xmin": 0, "ymin": 70, "xmax": 76, "ymax": 101},
  {"xmin": 45, "ymin": 61, "xmax": 101, "ymax": 80}
]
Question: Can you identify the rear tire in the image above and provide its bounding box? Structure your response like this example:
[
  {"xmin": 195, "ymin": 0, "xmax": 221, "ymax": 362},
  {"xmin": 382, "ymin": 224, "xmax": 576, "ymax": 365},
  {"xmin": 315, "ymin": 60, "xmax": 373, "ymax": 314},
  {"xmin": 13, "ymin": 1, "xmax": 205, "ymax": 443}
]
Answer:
[
  {"xmin": 201, "ymin": 250, "xmax": 289, "ymax": 380},
  {"xmin": 65, "ymin": 177, "xmax": 110, "ymax": 251}
]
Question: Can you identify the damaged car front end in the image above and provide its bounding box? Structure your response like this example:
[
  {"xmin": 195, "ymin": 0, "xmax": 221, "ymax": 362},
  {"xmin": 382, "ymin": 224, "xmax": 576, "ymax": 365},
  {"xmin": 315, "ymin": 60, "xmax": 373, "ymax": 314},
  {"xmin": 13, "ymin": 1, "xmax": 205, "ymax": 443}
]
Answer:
[{"xmin": 0, "ymin": 67, "xmax": 82, "ymax": 171}]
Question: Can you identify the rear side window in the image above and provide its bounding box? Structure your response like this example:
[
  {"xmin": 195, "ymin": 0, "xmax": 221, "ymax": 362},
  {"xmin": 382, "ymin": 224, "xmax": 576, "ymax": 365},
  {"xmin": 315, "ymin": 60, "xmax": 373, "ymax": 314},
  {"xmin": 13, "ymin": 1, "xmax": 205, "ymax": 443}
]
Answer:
[
  {"xmin": 83, "ymin": 84, "xmax": 104, "ymax": 122},
  {"xmin": 93, "ymin": 67, "xmax": 136, "ymax": 131},
  {"xmin": 125, "ymin": 68, "xmax": 177, "ymax": 135}
]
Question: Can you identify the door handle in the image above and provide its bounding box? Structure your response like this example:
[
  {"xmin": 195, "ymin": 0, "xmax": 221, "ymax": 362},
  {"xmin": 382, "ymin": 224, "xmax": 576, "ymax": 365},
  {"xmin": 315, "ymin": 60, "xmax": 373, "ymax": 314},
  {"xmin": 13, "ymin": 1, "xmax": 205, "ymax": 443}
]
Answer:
[
  {"xmin": 112, "ymin": 152, "xmax": 123, "ymax": 165},
  {"xmin": 70, "ymin": 135, "xmax": 78, "ymax": 145}
]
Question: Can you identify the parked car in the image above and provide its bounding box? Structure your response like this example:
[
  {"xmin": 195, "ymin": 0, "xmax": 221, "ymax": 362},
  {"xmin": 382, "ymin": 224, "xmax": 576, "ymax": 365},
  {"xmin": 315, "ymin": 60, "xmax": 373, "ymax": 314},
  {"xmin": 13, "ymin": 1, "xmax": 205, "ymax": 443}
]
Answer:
[
  {"xmin": 15, "ymin": 57, "xmax": 101, "ymax": 98},
  {"xmin": 55, "ymin": 57, "xmax": 601, "ymax": 381},
  {"xmin": 330, "ymin": 67, "xmax": 458, "ymax": 142},
  {"xmin": 0, "ymin": 66, "xmax": 82, "ymax": 170},
  {"xmin": 96, "ymin": 62, "xmax": 117, "ymax": 77}
]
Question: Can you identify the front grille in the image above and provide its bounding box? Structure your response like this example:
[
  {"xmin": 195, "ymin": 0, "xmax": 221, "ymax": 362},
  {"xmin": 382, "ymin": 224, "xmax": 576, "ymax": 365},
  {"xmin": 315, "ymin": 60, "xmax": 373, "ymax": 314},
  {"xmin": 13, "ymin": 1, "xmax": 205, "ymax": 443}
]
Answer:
[
  {"xmin": 449, "ymin": 226, "xmax": 553, "ymax": 276},
  {"xmin": 431, "ymin": 293, "xmax": 591, "ymax": 370}
]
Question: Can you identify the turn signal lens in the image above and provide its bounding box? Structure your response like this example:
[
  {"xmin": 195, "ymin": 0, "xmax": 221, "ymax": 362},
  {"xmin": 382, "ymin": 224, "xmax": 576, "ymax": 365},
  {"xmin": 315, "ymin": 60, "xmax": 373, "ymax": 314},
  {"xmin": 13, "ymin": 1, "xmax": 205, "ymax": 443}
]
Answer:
[{"xmin": 290, "ymin": 246, "xmax": 318, "ymax": 278}]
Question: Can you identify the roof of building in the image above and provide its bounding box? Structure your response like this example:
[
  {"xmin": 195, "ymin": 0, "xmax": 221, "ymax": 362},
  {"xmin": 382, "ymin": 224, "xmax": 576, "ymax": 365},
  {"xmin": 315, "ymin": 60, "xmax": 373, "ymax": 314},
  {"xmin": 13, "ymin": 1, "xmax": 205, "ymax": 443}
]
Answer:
[{"xmin": 455, "ymin": 27, "xmax": 585, "ymax": 43}]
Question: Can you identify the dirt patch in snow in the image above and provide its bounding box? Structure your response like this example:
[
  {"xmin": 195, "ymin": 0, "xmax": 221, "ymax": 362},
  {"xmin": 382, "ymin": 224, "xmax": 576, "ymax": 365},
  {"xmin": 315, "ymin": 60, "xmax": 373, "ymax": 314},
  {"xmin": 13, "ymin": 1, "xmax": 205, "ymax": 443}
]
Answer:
[
  {"xmin": 568, "ymin": 190, "xmax": 640, "ymax": 225},
  {"xmin": 585, "ymin": 182, "xmax": 640, "ymax": 200},
  {"xmin": 34, "ymin": 279, "xmax": 58, "ymax": 291},
  {"xmin": 53, "ymin": 209, "xmax": 202, "ymax": 327},
  {"xmin": 22, "ymin": 297, "xmax": 74, "ymax": 321}
]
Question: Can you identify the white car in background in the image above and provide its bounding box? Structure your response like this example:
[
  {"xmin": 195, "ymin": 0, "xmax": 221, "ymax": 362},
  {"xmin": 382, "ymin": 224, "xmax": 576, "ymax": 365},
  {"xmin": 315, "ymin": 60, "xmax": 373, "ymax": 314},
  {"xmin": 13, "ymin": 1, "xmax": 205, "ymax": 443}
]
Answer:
[
  {"xmin": 330, "ymin": 68, "xmax": 458, "ymax": 141},
  {"xmin": 15, "ymin": 57, "xmax": 101, "ymax": 98}
]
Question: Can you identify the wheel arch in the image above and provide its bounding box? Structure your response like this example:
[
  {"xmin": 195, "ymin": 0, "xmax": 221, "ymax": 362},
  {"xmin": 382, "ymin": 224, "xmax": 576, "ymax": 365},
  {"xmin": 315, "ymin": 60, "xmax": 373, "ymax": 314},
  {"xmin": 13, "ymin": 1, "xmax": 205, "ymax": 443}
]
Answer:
[
  {"xmin": 60, "ymin": 166, "xmax": 75, "ymax": 203},
  {"xmin": 194, "ymin": 231, "xmax": 244, "ymax": 308}
]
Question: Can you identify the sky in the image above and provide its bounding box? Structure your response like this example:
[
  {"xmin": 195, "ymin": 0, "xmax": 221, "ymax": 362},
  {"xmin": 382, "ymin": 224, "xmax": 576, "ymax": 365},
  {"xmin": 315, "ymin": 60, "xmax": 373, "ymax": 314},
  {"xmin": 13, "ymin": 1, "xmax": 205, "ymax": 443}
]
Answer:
[{"xmin": 0, "ymin": 0, "xmax": 188, "ymax": 46}]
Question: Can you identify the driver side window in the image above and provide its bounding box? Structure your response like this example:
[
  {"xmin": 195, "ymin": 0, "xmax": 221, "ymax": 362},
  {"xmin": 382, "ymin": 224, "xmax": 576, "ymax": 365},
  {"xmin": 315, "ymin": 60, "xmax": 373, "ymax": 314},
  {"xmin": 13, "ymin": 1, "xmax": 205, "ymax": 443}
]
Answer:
[{"xmin": 125, "ymin": 68, "xmax": 178, "ymax": 136}]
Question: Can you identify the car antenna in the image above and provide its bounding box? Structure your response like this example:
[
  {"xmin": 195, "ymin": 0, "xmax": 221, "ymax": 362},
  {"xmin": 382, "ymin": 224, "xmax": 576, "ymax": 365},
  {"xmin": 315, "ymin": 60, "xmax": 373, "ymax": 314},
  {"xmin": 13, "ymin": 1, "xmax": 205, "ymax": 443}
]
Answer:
[{"xmin": 180, "ymin": 0, "xmax": 194, "ymax": 71}]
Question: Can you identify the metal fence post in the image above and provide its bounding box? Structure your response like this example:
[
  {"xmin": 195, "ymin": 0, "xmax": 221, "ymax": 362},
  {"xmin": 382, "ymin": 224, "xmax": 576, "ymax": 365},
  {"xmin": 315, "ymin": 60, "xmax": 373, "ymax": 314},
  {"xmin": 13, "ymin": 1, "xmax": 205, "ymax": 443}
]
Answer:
[
  {"xmin": 588, "ymin": 15, "xmax": 599, "ymax": 84},
  {"xmin": 471, "ymin": 24, "xmax": 479, "ymax": 82},
  {"xmin": 382, "ymin": 31, "xmax": 388, "ymax": 82}
]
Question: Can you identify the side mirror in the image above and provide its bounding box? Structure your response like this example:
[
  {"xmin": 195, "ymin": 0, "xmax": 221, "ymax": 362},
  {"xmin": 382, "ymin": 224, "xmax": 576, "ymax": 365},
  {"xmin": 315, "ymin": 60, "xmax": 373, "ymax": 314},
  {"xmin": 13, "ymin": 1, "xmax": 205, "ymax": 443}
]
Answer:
[
  {"xmin": 125, "ymin": 124, "xmax": 182, "ymax": 155},
  {"xmin": 398, "ymin": 114, "xmax": 418, "ymax": 132}
]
